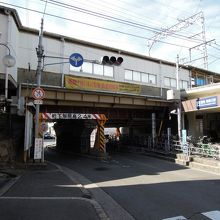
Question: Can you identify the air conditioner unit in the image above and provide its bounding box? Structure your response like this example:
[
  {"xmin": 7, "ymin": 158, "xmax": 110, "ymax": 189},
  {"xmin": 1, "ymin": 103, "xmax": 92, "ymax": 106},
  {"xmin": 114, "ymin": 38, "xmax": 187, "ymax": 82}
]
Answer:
[{"xmin": 167, "ymin": 89, "xmax": 180, "ymax": 100}]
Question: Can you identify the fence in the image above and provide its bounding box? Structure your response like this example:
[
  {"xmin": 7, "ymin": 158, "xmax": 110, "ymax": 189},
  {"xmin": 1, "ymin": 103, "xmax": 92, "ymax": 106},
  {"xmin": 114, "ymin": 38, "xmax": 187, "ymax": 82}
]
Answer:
[
  {"xmin": 172, "ymin": 138, "xmax": 220, "ymax": 161},
  {"xmin": 119, "ymin": 134, "xmax": 220, "ymax": 161}
]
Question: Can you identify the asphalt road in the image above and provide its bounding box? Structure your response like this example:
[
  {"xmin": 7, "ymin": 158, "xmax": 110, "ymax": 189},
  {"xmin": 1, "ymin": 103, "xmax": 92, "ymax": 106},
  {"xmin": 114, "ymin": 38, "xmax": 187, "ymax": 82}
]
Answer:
[{"xmin": 46, "ymin": 149, "xmax": 220, "ymax": 220}]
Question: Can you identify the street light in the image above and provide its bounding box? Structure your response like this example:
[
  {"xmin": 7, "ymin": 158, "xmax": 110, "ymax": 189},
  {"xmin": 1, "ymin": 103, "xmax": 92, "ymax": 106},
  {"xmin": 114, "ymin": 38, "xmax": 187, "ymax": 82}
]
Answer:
[{"xmin": 0, "ymin": 43, "xmax": 16, "ymax": 101}]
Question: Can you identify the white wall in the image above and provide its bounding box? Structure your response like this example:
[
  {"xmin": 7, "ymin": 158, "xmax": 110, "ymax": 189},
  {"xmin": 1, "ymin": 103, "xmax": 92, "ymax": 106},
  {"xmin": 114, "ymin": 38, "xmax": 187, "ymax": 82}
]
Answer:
[
  {"xmin": 1, "ymin": 10, "xmax": 191, "ymax": 89},
  {"xmin": 0, "ymin": 12, "xmax": 18, "ymax": 82}
]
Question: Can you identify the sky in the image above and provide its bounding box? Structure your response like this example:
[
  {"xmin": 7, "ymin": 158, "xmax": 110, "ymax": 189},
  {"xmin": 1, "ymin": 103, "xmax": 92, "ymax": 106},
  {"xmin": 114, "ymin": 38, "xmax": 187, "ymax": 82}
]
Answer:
[{"xmin": 1, "ymin": 0, "xmax": 220, "ymax": 73}]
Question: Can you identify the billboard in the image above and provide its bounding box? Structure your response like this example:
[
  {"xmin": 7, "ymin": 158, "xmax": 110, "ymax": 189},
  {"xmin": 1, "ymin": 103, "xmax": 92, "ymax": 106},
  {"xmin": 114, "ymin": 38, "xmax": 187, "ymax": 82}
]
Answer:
[{"xmin": 65, "ymin": 75, "xmax": 141, "ymax": 95}]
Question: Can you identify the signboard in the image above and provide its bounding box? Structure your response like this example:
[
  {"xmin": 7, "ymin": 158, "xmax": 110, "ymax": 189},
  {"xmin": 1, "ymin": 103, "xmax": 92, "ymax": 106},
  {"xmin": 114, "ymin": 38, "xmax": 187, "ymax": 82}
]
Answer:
[
  {"xmin": 32, "ymin": 88, "xmax": 45, "ymax": 100},
  {"xmin": 69, "ymin": 53, "xmax": 84, "ymax": 67},
  {"xmin": 196, "ymin": 96, "xmax": 217, "ymax": 109},
  {"xmin": 34, "ymin": 138, "xmax": 43, "ymax": 159},
  {"xmin": 24, "ymin": 110, "xmax": 33, "ymax": 151},
  {"xmin": 34, "ymin": 99, "xmax": 43, "ymax": 105},
  {"xmin": 182, "ymin": 129, "xmax": 189, "ymax": 155},
  {"xmin": 65, "ymin": 75, "xmax": 141, "ymax": 94},
  {"xmin": 41, "ymin": 113, "xmax": 102, "ymax": 120}
]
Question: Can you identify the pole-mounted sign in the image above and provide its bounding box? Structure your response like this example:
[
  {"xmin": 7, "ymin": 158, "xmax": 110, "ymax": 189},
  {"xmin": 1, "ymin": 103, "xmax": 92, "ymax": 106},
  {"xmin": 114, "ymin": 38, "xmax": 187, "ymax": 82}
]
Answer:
[
  {"xmin": 69, "ymin": 53, "xmax": 84, "ymax": 67},
  {"xmin": 32, "ymin": 87, "xmax": 45, "ymax": 100}
]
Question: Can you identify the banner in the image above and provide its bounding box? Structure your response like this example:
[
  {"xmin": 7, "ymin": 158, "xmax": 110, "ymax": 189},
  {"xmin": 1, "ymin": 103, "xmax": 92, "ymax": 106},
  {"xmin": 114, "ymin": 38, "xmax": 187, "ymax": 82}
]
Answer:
[{"xmin": 65, "ymin": 75, "xmax": 141, "ymax": 94}]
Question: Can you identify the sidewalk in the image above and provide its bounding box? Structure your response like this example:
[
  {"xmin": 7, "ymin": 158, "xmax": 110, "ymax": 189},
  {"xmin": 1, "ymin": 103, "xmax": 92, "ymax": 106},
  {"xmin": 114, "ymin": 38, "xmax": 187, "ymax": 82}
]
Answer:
[{"xmin": 0, "ymin": 163, "xmax": 108, "ymax": 220}]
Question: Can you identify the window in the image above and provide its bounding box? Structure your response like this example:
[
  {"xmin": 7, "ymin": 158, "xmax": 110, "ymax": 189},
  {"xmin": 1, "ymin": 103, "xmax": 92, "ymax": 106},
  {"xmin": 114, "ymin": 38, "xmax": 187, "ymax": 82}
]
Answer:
[
  {"xmin": 164, "ymin": 77, "xmax": 176, "ymax": 88},
  {"xmin": 125, "ymin": 69, "xmax": 156, "ymax": 84},
  {"xmin": 94, "ymin": 63, "xmax": 103, "ymax": 75},
  {"xmin": 196, "ymin": 77, "xmax": 205, "ymax": 86},
  {"xmin": 104, "ymin": 65, "xmax": 113, "ymax": 77},
  {"xmin": 180, "ymin": 80, "xmax": 188, "ymax": 89},
  {"xmin": 70, "ymin": 61, "xmax": 114, "ymax": 78},
  {"xmin": 141, "ymin": 73, "xmax": 149, "ymax": 83},
  {"xmin": 133, "ymin": 71, "xmax": 141, "ymax": 81},
  {"xmin": 125, "ymin": 70, "xmax": 132, "ymax": 80},
  {"xmin": 70, "ymin": 65, "xmax": 81, "ymax": 72},
  {"xmin": 81, "ymin": 62, "xmax": 92, "ymax": 73},
  {"xmin": 149, "ymin": 74, "xmax": 156, "ymax": 84},
  {"xmin": 170, "ymin": 78, "xmax": 176, "ymax": 88},
  {"xmin": 164, "ymin": 77, "xmax": 170, "ymax": 87}
]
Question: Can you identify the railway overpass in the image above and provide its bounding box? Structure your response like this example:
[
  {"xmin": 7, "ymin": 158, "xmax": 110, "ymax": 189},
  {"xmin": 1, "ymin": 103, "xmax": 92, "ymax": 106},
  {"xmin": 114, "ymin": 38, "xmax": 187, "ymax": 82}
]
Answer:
[{"xmin": 20, "ymin": 68, "xmax": 174, "ymax": 159}]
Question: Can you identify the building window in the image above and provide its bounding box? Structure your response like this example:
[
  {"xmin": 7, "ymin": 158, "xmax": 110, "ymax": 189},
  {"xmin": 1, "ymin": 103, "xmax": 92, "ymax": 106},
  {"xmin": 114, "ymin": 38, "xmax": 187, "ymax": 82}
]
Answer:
[
  {"xmin": 94, "ymin": 63, "xmax": 103, "ymax": 75},
  {"xmin": 125, "ymin": 70, "xmax": 133, "ymax": 80},
  {"xmin": 164, "ymin": 77, "xmax": 176, "ymax": 88},
  {"xmin": 125, "ymin": 69, "xmax": 156, "ymax": 84},
  {"xmin": 82, "ymin": 62, "xmax": 92, "ymax": 73},
  {"xmin": 149, "ymin": 74, "xmax": 156, "ymax": 84},
  {"xmin": 170, "ymin": 78, "xmax": 177, "ymax": 88},
  {"xmin": 70, "ymin": 61, "xmax": 113, "ymax": 77},
  {"xmin": 133, "ymin": 71, "xmax": 141, "ymax": 81},
  {"xmin": 141, "ymin": 73, "xmax": 149, "ymax": 83},
  {"xmin": 180, "ymin": 80, "xmax": 188, "ymax": 89},
  {"xmin": 196, "ymin": 77, "xmax": 205, "ymax": 86},
  {"xmin": 164, "ymin": 77, "xmax": 170, "ymax": 87},
  {"xmin": 104, "ymin": 65, "xmax": 114, "ymax": 77}
]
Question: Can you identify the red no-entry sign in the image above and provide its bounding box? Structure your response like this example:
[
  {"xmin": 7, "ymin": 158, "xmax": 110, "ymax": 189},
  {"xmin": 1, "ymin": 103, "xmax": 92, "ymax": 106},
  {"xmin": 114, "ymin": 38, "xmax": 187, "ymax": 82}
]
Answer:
[{"xmin": 32, "ymin": 87, "xmax": 45, "ymax": 100}]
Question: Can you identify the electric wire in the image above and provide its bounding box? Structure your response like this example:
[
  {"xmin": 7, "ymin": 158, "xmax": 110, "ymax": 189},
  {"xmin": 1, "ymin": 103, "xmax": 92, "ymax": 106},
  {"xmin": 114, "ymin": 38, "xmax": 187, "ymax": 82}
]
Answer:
[
  {"xmin": 1, "ymin": 0, "xmax": 219, "ymax": 70},
  {"xmin": 42, "ymin": 0, "xmax": 205, "ymax": 44},
  {"xmin": 0, "ymin": 2, "xmax": 192, "ymax": 49}
]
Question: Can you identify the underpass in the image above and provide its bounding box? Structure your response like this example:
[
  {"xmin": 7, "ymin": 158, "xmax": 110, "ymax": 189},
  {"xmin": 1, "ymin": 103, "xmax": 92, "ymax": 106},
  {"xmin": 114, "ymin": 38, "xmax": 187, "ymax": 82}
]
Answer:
[{"xmin": 21, "ymin": 82, "xmax": 175, "ymax": 161}]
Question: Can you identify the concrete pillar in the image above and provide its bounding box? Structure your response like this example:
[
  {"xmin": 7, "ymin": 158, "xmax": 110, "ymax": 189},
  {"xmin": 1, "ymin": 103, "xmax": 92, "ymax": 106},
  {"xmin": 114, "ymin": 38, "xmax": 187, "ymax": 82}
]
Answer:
[{"xmin": 152, "ymin": 113, "xmax": 156, "ymax": 148}]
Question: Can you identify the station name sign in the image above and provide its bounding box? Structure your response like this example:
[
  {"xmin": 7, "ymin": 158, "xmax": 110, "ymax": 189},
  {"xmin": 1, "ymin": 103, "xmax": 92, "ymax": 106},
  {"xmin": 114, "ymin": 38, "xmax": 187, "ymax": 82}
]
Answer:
[{"xmin": 196, "ymin": 96, "xmax": 218, "ymax": 109}]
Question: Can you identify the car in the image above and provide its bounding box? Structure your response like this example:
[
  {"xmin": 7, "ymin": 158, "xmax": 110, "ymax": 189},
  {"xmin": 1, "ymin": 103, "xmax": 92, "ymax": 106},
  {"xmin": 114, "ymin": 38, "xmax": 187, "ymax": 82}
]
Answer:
[{"xmin": 44, "ymin": 133, "xmax": 55, "ymax": 140}]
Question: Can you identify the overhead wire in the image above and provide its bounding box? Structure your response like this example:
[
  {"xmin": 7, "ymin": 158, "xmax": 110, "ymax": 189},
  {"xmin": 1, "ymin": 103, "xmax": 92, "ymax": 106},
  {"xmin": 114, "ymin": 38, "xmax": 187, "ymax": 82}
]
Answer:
[
  {"xmin": 1, "ymin": 0, "xmax": 219, "ymax": 69},
  {"xmin": 42, "ymin": 0, "xmax": 205, "ymax": 44},
  {"xmin": 0, "ymin": 1, "xmax": 192, "ymax": 49}
]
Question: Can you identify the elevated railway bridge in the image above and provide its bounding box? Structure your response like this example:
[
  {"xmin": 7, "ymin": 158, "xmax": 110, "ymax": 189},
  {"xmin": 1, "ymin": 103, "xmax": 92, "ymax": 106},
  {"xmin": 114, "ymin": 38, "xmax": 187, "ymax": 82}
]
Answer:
[{"xmin": 20, "ymin": 73, "xmax": 173, "ymax": 159}]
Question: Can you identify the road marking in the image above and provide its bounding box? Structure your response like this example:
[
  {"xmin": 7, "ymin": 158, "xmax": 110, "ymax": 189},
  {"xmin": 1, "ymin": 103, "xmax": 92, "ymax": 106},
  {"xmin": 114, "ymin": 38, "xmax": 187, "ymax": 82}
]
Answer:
[
  {"xmin": 202, "ymin": 210, "xmax": 220, "ymax": 220},
  {"xmin": 0, "ymin": 196, "xmax": 90, "ymax": 200},
  {"xmin": 163, "ymin": 216, "xmax": 186, "ymax": 220}
]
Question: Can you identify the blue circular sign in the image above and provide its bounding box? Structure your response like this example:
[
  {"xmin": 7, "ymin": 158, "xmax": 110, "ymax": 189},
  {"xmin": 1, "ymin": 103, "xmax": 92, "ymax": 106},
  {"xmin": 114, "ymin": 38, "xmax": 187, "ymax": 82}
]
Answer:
[{"xmin": 69, "ymin": 53, "xmax": 84, "ymax": 67}]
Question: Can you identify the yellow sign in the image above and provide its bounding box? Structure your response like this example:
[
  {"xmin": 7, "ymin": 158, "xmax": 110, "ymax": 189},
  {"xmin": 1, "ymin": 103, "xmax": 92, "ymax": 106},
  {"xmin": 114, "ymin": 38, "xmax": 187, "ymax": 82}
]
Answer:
[{"xmin": 65, "ymin": 76, "xmax": 141, "ymax": 94}]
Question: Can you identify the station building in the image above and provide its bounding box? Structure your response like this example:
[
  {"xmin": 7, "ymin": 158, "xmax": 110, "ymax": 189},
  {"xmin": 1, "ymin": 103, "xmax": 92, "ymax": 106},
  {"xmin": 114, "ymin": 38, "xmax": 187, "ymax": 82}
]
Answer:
[{"xmin": 0, "ymin": 5, "xmax": 220, "ymax": 161}]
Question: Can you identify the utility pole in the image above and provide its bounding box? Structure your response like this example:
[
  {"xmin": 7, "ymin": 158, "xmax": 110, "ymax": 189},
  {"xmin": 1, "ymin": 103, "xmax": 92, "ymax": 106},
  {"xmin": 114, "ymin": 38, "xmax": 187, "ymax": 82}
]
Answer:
[
  {"xmin": 34, "ymin": 18, "xmax": 44, "ymax": 161},
  {"xmin": 176, "ymin": 55, "xmax": 181, "ymax": 140}
]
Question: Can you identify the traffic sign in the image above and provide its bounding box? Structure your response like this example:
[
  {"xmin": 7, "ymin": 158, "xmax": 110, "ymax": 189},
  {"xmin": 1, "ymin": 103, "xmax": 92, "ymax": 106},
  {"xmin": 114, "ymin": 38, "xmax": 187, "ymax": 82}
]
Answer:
[
  {"xmin": 32, "ymin": 87, "xmax": 45, "ymax": 100},
  {"xmin": 34, "ymin": 99, "xmax": 43, "ymax": 105},
  {"xmin": 69, "ymin": 53, "xmax": 83, "ymax": 67}
]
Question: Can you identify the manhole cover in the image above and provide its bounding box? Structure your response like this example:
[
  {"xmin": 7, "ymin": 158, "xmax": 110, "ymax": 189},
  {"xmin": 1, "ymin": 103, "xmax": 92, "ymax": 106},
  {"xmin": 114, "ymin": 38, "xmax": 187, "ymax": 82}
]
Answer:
[{"xmin": 94, "ymin": 167, "xmax": 109, "ymax": 171}]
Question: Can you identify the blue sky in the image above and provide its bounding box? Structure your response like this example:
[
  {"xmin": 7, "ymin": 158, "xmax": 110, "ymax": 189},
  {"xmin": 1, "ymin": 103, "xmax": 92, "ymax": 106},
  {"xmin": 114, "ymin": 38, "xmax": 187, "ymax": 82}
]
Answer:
[{"xmin": 1, "ymin": 0, "xmax": 220, "ymax": 73}]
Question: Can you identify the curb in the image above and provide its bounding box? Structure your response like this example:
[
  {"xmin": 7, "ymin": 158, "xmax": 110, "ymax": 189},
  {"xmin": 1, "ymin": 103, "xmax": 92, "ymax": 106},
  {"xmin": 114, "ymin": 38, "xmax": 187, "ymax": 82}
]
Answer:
[
  {"xmin": 48, "ymin": 161, "xmax": 109, "ymax": 220},
  {"xmin": 48, "ymin": 161, "xmax": 92, "ymax": 198},
  {"xmin": 0, "ymin": 175, "xmax": 21, "ymax": 196}
]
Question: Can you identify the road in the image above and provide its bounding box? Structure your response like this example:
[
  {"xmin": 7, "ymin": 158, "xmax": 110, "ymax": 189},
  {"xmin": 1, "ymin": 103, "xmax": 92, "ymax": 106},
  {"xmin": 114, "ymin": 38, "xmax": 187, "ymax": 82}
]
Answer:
[{"xmin": 46, "ymin": 149, "xmax": 220, "ymax": 220}]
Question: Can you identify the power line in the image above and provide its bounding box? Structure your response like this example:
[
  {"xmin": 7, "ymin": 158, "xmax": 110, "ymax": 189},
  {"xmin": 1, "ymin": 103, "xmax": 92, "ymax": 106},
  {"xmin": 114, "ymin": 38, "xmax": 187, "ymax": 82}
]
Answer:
[
  {"xmin": 41, "ymin": 0, "xmax": 205, "ymax": 45},
  {"xmin": 0, "ymin": 2, "xmax": 192, "ymax": 49}
]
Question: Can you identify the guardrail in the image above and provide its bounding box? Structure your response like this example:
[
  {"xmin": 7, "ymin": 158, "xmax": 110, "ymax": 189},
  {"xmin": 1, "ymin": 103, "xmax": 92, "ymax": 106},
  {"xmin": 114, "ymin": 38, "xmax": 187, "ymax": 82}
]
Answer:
[
  {"xmin": 119, "ymin": 135, "xmax": 220, "ymax": 161},
  {"xmin": 172, "ymin": 139, "xmax": 220, "ymax": 161},
  {"xmin": 189, "ymin": 143, "xmax": 220, "ymax": 160}
]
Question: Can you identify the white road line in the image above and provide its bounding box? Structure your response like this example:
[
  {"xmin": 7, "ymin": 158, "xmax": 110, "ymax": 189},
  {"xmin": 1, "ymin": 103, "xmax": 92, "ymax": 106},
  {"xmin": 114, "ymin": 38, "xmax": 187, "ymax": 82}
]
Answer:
[
  {"xmin": 0, "ymin": 196, "xmax": 89, "ymax": 200},
  {"xmin": 162, "ymin": 216, "xmax": 186, "ymax": 220},
  {"xmin": 202, "ymin": 210, "xmax": 220, "ymax": 220}
]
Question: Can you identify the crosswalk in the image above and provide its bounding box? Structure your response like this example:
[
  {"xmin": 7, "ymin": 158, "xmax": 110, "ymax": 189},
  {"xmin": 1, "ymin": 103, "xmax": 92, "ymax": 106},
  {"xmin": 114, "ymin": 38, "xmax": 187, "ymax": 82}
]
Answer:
[{"xmin": 163, "ymin": 210, "xmax": 220, "ymax": 220}]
